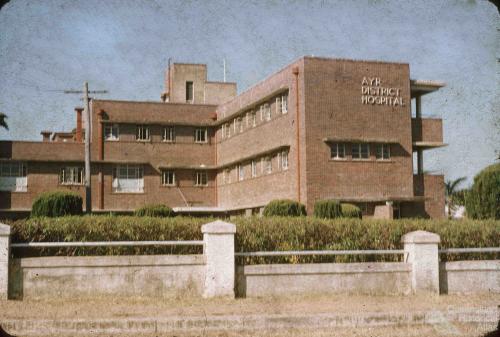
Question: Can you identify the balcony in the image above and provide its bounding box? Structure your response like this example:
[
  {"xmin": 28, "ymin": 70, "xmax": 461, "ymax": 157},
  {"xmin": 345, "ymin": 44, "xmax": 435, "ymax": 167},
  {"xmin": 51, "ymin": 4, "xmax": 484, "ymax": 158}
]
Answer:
[{"xmin": 411, "ymin": 118, "xmax": 446, "ymax": 150}]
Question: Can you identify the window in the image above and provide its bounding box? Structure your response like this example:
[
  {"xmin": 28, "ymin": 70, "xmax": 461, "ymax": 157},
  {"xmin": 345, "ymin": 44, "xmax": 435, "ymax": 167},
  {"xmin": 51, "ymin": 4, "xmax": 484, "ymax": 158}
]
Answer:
[
  {"xmin": 234, "ymin": 117, "xmax": 243, "ymax": 134},
  {"xmin": 262, "ymin": 156, "xmax": 272, "ymax": 174},
  {"xmin": 163, "ymin": 126, "xmax": 175, "ymax": 142},
  {"xmin": 238, "ymin": 164, "xmax": 244, "ymax": 181},
  {"xmin": 195, "ymin": 128, "xmax": 207, "ymax": 143},
  {"xmin": 0, "ymin": 162, "xmax": 27, "ymax": 192},
  {"xmin": 60, "ymin": 166, "xmax": 84, "ymax": 185},
  {"xmin": 376, "ymin": 144, "xmax": 391, "ymax": 160},
  {"xmin": 238, "ymin": 117, "xmax": 244, "ymax": 133},
  {"xmin": 330, "ymin": 143, "xmax": 346, "ymax": 159},
  {"xmin": 251, "ymin": 111, "xmax": 257, "ymax": 127},
  {"xmin": 251, "ymin": 160, "xmax": 257, "ymax": 177},
  {"xmin": 186, "ymin": 81, "xmax": 193, "ymax": 102},
  {"xmin": 112, "ymin": 165, "xmax": 144, "ymax": 193},
  {"xmin": 276, "ymin": 94, "xmax": 288, "ymax": 114},
  {"xmin": 161, "ymin": 170, "xmax": 175, "ymax": 186},
  {"xmin": 104, "ymin": 124, "xmax": 119, "ymax": 141},
  {"xmin": 195, "ymin": 171, "xmax": 208, "ymax": 186},
  {"xmin": 352, "ymin": 143, "xmax": 369, "ymax": 159},
  {"xmin": 281, "ymin": 151, "xmax": 289, "ymax": 170},
  {"xmin": 225, "ymin": 123, "xmax": 231, "ymax": 138},
  {"xmin": 260, "ymin": 103, "xmax": 271, "ymax": 121},
  {"xmin": 136, "ymin": 125, "xmax": 150, "ymax": 141}
]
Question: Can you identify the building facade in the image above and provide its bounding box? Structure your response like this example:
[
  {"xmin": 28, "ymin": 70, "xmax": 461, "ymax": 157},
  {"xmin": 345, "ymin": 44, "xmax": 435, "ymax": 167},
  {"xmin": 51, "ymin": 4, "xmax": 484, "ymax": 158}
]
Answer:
[{"xmin": 0, "ymin": 57, "xmax": 446, "ymax": 218}]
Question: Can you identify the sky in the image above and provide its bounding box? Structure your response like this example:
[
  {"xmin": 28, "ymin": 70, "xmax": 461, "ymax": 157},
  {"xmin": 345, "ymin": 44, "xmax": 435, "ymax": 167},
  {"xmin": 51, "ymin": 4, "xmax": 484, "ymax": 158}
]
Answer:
[{"xmin": 0, "ymin": 0, "xmax": 498, "ymax": 187}]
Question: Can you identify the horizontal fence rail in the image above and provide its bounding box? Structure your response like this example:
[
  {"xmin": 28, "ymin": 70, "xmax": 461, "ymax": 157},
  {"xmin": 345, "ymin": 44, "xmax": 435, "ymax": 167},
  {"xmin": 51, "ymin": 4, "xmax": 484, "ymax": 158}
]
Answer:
[
  {"xmin": 235, "ymin": 249, "xmax": 405, "ymax": 257},
  {"xmin": 439, "ymin": 247, "xmax": 500, "ymax": 254},
  {"xmin": 10, "ymin": 240, "xmax": 204, "ymax": 248}
]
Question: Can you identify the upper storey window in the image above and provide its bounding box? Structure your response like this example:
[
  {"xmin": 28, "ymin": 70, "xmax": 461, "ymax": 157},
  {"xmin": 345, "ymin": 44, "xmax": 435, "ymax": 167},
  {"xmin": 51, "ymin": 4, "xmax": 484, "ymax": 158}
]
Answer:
[
  {"xmin": 260, "ymin": 103, "xmax": 271, "ymax": 121},
  {"xmin": 136, "ymin": 125, "xmax": 150, "ymax": 141},
  {"xmin": 186, "ymin": 81, "xmax": 194, "ymax": 103},
  {"xmin": 163, "ymin": 126, "xmax": 175, "ymax": 142},
  {"xmin": 247, "ymin": 111, "xmax": 256, "ymax": 127},
  {"xmin": 330, "ymin": 143, "xmax": 346, "ymax": 160},
  {"xmin": 104, "ymin": 124, "xmax": 119, "ymax": 141},
  {"xmin": 195, "ymin": 128, "xmax": 208, "ymax": 143},
  {"xmin": 276, "ymin": 94, "xmax": 288, "ymax": 114},
  {"xmin": 0, "ymin": 162, "xmax": 27, "ymax": 192},
  {"xmin": 352, "ymin": 143, "xmax": 369, "ymax": 160},
  {"xmin": 376, "ymin": 144, "xmax": 391, "ymax": 160}
]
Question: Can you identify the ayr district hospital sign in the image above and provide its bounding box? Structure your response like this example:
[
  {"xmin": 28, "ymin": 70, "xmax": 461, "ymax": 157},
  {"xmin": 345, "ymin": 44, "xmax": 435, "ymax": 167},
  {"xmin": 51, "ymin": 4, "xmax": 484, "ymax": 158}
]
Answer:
[{"xmin": 361, "ymin": 77, "xmax": 405, "ymax": 106}]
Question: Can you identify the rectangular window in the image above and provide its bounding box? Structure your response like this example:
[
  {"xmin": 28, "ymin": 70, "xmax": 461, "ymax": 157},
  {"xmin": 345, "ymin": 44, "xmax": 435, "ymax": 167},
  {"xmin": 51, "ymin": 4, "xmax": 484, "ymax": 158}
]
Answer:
[
  {"xmin": 276, "ymin": 94, "xmax": 288, "ymax": 114},
  {"xmin": 112, "ymin": 164, "xmax": 144, "ymax": 193},
  {"xmin": 163, "ymin": 126, "xmax": 175, "ymax": 142},
  {"xmin": 330, "ymin": 143, "xmax": 346, "ymax": 159},
  {"xmin": 281, "ymin": 151, "xmax": 289, "ymax": 170},
  {"xmin": 376, "ymin": 144, "xmax": 391, "ymax": 160},
  {"xmin": 0, "ymin": 162, "xmax": 27, "ymax": 192},
  {"xmin": 251, "ymin": 111, "xmax": 256, "ymax": 127},
  {"xmin": 260, "ymin": 103, "xmax": 271, "ymax": 121},
  {"xmin": 195, "ymin": 171, "xmax": 208, "ymax": 186},
  {"xmin": 238, "ymin": 117, "xmax": 244, "ymax": 133},
  {"xmin": 186, "ymin": 81, "xmax": 193, "ymax": 102},
  {"xmin": 225, "ymin": 123, "xmax": 231, "ymax": 138},
  {"xmin": 251, "ymin": 160, "xmax": 257, "ymax": 177},
  {"xmin": 238, "ymin": 164, "xmax": 244, "ymax": 181},
  {"xmin": 223, "ymin": 168, "xmax": 231, "ymax": 184},
  {"xmin": 136, "ymin": 125, "xmax": 150, "ymax": 141},
  {"xmin": 195, "ymin": 128, "xmax": 207, "ymax": 143},
  {"xmin": 352, "ymin": 143, "xmax": 369, "ymax": 159},
  {"xmin": 60, "ymin": 166, "xmax": 84, "ymax": 185},
  {"xmin": 161, "ymin": 170, "xmax": 175, "ymax": 186},
  {"xmin": 104, "ymin": 124, "xmax": 119, "ymax": 141},
  {"xmin": 262, "ymin": 156, "xmax": 272, "ymax": 174}
]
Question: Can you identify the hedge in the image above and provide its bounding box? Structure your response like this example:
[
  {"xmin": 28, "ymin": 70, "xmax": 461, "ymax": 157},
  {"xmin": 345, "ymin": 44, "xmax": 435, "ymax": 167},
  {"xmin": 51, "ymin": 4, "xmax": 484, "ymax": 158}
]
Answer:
[
  {"xmin": 263, "ymin": 199, "xmax": 306, "ymax": 217},
  {"xmin": 340, "ymin": 203, "xmax": 362, "ymax": 218},
  {"xmin": 6, "ymin": 216, "xmax": 499, "ymax": 263},
  {"xmin": 135, "ymin": 204, "xmax": 174, "ymax": 217},
  {"xmin": 31, "ymin": 191, "xmax": 83, "ymax": 217},
  {"xmin": 466, "ymin": 163, "xmax": 500, "ymax": 219},
  {"xmin": 314, "ymin": 200, "xmax": 341, "ymax": 219}
]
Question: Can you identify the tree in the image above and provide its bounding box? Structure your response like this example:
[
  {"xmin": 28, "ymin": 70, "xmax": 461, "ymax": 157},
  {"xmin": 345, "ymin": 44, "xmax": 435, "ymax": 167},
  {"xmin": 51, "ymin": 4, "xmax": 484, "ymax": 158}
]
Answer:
[
  {"xmin": 466, "ymin": 163, "xmax": 500, "ymax": 219},
  {"xmin": 445, "ymin": 176, "xmax": 466, "ymax": 218},
  {"xmin": 0, "ymin": 113, "xmax": 8, "ymax": 130}
]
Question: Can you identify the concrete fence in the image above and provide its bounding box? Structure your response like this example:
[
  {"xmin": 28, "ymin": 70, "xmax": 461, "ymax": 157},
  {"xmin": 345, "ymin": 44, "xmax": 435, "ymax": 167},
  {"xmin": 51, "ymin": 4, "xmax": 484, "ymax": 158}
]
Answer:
[{"xmin": 0, "ymin": 222, "xmax": 498, "ymax": 300}]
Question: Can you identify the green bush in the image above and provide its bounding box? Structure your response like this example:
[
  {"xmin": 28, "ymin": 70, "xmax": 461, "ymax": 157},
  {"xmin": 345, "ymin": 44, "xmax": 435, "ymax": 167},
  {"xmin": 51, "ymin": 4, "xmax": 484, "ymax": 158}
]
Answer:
[
  {"xmin": 134, "ymin": 204, "xmax": 174, "ymax": 217},
  {"xmin": 466, "ymin": 163, "xmax": 500, "ymax": 219},
  {"xmin": 263, "ymin": 199, "xmax": 306, "ymax": 217},
  {"xmin": 341, "ymin": 203, "xmax": 362, "ymax": 218},
  {"xmin": 314, "ymin": 200, "xmax": 342, "ymax": 219},
  {"xmin": 31, "ymin": 191, "xmax": 83, "ymax": 217}
]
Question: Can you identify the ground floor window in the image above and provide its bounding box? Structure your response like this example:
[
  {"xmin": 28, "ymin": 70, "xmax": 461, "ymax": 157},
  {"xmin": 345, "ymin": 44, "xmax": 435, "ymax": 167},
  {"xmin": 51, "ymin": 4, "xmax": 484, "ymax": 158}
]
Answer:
[
  {"xmin": 376, "ymin": 144, "xmax": 391, "ymax": 160},
  {"xmin": 352, "ymin": 143, "xmax": 369, "ymax": 159},
  {"xmin": 330, "ymin": 143, "xmax": 346, "ymax": 159},
  {"xmin": 60, "ymin": 166, "xmax": 84, "ymax": 185},
  {"xmin": 161, "ymin": 170, "xmax": 175, "ymax": 186},
  {"xmin": 0, "ymin": 161, "xmax": 27, "ymax": 192},
  {"xmin": 112, "ymin": 164, "xmax": 144, "ymax": 193},
  {"xmin": 195, "ymin": 171, "xmax": 208, "ymax": 186}
]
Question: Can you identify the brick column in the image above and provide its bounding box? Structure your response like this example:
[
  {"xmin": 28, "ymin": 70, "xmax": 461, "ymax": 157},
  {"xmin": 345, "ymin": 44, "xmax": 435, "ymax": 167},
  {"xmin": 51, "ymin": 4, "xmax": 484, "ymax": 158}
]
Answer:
[
  {"xmin": 202, "ymin": 220, "xmax": 236, "ymax": 298},
  {"xmin": 0, "ymin": 223, "xmax": 11, "ymax": 300},
  {"xmin": 402, "ymin": 230, "xmax": 440, "ymax": 294}
]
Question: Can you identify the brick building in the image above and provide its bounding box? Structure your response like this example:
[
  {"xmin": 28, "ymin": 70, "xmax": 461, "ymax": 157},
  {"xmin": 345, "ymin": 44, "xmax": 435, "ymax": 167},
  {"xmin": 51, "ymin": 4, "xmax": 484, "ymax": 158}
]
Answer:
[{"xmin": 0, "ymin": 57, "xmax": 446, "ymax": 218}]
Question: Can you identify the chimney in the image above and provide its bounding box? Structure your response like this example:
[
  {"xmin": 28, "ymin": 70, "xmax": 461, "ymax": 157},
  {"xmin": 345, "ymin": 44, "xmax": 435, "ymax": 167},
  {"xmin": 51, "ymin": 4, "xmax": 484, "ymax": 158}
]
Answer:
[
  {"xmin": 75, "ymin": 107, "xmax": 83, "ymax": 142},
  {"xmin": 41, "ymin": 131, "xmax": 52, "ymax": 142}
]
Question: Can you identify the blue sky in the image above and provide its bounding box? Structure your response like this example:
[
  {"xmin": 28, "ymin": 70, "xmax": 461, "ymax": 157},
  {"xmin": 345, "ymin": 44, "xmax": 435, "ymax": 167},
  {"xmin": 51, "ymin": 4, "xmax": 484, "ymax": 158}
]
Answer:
[{"xmin": 0, "ymin": 0, "xmax": 498, "ymax": 186}]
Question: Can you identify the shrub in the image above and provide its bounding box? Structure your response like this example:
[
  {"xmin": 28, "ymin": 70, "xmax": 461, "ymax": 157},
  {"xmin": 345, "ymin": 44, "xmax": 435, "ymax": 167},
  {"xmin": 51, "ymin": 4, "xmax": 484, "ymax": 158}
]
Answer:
[
  {"xmin": 466, "ymin": 163, "xmax": 500, "ymax": 219},
  {"xmin": 263, "ymin": 199, "xmax": 306, "ymax": 217},
  {"xmin": 31, "ymin": 191, "xmax": 83, "ymax": 217},
  {"xmin": 314, "ymin": 200, "xmax": 341, "ymax": 219},
  {"xmin": 341, "ymin": 203, "xmax": 362, "ymax": 218},
  {"xmin": 134, "ymin": 204, "xmax": 174, "ymax": 217}
]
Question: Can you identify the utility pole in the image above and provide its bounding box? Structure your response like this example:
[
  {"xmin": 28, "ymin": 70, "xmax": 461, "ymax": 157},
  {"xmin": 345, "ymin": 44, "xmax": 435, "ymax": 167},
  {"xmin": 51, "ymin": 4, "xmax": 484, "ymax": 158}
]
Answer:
[{"xmin": 65, "ymin": 82, "xmax": 108, "ymax": 213}]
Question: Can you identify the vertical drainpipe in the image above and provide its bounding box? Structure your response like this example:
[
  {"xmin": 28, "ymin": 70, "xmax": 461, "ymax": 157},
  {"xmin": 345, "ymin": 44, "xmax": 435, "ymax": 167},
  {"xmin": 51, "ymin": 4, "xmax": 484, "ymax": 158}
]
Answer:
[
  {"xmin": 293, "ymin": 66, "xmax": 301, "ymax": 203},
  {"xmin": 97, "ymin": 110, "xmax": 105, "ymax": 210}
]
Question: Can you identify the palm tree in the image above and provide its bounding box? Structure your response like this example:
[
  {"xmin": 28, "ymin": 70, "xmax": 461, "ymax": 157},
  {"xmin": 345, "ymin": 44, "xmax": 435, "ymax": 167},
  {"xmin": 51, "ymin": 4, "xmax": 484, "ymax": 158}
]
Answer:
[
  {"xmin": 0, "ymin": 113, "xmax": 8, "ymax": 130},
  {"xmin": 445, "ymin": 177, "xmax": 466, "ymax": 218}
]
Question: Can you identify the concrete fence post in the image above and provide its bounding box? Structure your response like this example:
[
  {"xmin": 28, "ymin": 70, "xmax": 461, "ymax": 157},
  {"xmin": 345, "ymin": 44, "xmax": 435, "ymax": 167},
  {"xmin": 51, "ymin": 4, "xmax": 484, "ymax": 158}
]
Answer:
[
  {"xmin": 402, "ymin": 230, "xmax": 440, "ymax": 295},
  {"xmin": 202, "ymin": 220, "xmax": 236, "ymax": 298},
  {"xmin": 0, "ymin": 223, "xmax": 11, "ymax": 300}
]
